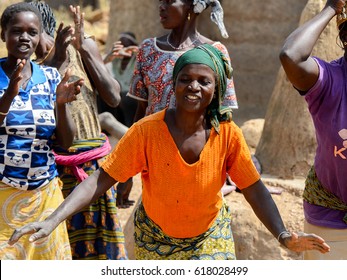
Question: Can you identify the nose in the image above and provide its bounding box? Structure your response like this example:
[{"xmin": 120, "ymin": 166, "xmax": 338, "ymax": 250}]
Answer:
[
  {"xmin": 188, "ymin": 80, "xmax": 200, "ymax": 91},
  {"xmin": 159, "ymin": 0, "xmax": 168, "ymax": 11},
  {"xmin": 19, "ymin": 32, "xmax": 29, "ymax": 41},
  {"xmin": 159, "ymin": 3, "xmax": 165, "ymax": 12}
]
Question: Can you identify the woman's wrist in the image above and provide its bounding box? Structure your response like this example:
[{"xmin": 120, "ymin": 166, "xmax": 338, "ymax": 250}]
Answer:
[{"xmin": 277, "ymin": 230, "xmax": 291, "ymax": 247}]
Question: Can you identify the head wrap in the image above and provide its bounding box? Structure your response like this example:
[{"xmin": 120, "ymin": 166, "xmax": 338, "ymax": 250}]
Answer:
[
  {"xmin": 193, "ymin": 0, "xmax": 229, "ymax": 38},
  {"xmin": 173, "ymin": 44, "xmax": 233, "ymax": 133},
  {"xmin": 119, "ymin": 32, "xmax": 138, "ymax": 46},
  {"xmin": 29, "ymin": 1, "xmax": 56, "ymax": 38}
]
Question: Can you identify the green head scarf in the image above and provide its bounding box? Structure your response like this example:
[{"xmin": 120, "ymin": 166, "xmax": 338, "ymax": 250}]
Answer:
[{"xmin": 173, "ymin": 44, "xmax": 233, "ymax": 133}]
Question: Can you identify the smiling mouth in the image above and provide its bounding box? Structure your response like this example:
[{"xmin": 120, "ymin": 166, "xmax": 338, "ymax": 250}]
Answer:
[
  {"xmin": 186, "ymin": 95, "xmax": 200, "ymax": 101},
  {"xmin": 18, "ymin": 45, "xmax": 30, "ymax": 51}
]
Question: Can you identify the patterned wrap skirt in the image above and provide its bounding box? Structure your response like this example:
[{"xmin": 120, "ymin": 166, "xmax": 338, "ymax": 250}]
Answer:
[
  {"xmin": 134, "ymin": 202, "xmax": 235, "ymax": 260},
  {"xmin": 56, "ymin": 137, "xmax": 127, "ymax": 260},
  {"xmin": 304, "ymin": 165, "xmax": 347, "ymax": 223},
  {"xmin": 0, "ymin": 178, "xmax": 72, "ymax": 260}
]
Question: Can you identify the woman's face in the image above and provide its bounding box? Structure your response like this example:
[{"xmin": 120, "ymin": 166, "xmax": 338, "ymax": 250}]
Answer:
[
  {"xmin": 174, "ymin": 63, "xmax": 216, "ymax": 113},
  {"xmin": 158, "ymin": 0, "xmax": 190, "ymax": 29},
  {"xmin": 1, "ymin": 11, "xmax": 41, "ymax": 60}
]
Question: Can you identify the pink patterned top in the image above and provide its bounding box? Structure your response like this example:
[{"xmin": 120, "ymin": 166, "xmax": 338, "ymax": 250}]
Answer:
[{"xmin": 128, "ymin": 38, "xmax": 238, "ymax": 116}]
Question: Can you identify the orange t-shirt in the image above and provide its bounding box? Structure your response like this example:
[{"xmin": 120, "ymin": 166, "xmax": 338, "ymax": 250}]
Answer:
[{"xmin": 101, "ymin": 109, "xmax": 260, "ymax": 238}]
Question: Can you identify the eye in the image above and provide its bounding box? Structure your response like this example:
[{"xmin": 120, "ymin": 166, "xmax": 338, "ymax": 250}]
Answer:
[
  {"xmin": 200, "ymin": 79, "xmax": 212, "ymax": 86},
  {"xmin": 159, "ymin": 0, "xmax": 173, "ymax": 4},
  {"xmin": 28, "ymin": 27, "xmax": 39, "ymax": 36},
  {"xmin": 29, "ymin": 30, "xmax": 39, "ymax": 36},
  {"xmin": 11, "ymin": 28, "xmax": 21, "ymax": 35},
  {"xmin": 177, "ymin": 76, "xmax": 191, "ymax": 84}
]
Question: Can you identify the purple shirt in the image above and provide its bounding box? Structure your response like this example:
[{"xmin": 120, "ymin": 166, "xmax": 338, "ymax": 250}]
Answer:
[{"xmin": 303, "ymin": 56, "xmax": 347, "ymax": 228}]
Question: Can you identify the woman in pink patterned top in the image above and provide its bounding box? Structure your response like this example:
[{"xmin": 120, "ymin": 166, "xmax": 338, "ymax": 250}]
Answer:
[{"xmin": 128, "ymin": 0, "xmax": 238, "ymax": 120}]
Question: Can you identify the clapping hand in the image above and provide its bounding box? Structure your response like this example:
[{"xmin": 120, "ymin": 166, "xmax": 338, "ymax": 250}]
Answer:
[
  {"xmin": 328, "ymin": 0, "xmax": 346, "ymax": 14},
  {"xmin": 103, "ymin": 42, "xmax": 139, "ymax": 64},
  {"xmin": 69, "ymin": 5, "xmax": 86, "ymax": 51},
  {"xmin": 56, "ymin": 69, "xmax": 84, "ymax": 105},
  {"xmin": 119, "ymin": 45, "xmax": 139, "ymax": 57},
  {"xmin": 6, "ymin": 59, "xmax": 26, "ymax": 97},
  {"xmin": 51, "ymin": 22, "xmax": 75, "ymax": 68}
]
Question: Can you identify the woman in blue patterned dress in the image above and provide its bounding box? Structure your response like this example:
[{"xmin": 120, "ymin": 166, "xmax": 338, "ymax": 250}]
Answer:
[
  {"xmin": 29, "ymin": 2, "xmax": 127, "ymax": 260},
  {"xmin": 0, "ymin": 2, "xmax": 83, "ymax": 260}
]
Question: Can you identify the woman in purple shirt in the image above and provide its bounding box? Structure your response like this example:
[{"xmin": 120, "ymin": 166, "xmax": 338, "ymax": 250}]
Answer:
[{"xmin": 280, "ymin": 0, "xmax": 347, "ymax": 259}]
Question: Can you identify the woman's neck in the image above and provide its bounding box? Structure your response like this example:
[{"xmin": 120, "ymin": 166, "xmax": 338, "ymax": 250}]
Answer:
[
  {"xmin": 168, "ymin": 22, "xmax": 200, "ymax": 46},
  {"xmin": 170, "ymin": 108, "xmax": 208, "ymax": 134}
]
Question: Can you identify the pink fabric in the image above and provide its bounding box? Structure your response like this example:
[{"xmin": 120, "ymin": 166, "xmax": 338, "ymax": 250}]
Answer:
[{"xmin": 54, "ymin": 138, "xmax": 112, "ymax": 182}]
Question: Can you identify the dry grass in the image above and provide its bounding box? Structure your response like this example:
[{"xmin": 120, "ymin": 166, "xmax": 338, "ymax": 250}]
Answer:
[{"xmin": 0, "ymin": 0, "xmax": 110, "ymax": 58}]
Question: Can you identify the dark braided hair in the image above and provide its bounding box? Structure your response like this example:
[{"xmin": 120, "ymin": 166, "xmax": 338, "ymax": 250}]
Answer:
[
  {"xmin": 1, "ymin": 2, "xmax": 42, "ymax": 32},
  {"xmin": 28, "ymin": 1, "xmax": 56, "ymax": 38}
]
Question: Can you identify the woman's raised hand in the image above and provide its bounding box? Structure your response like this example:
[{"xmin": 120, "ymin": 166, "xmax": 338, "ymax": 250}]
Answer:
[{"xmin": 56, "ymin": 68, "xmax": 84, "ymax": 105}]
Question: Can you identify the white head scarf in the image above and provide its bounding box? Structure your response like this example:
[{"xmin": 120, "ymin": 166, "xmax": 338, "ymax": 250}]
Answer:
[{"xmin": 192, "ymin": 0, "xmax": 229, "ymax": 38}]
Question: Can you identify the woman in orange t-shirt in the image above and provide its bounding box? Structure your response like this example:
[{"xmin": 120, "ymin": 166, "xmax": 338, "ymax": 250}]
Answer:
[{"xmin": 8, "ymin": 45, "xmax": 330, "ymax": 260}]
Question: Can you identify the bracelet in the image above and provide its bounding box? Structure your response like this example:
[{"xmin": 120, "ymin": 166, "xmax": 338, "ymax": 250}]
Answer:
[
  {"xmin": 0, "ymin": 111, "xmax": 8, "ymax": 116},
  {"xmin": 277, "ymin": 230, "xmax": 290, "ymax": 242}
]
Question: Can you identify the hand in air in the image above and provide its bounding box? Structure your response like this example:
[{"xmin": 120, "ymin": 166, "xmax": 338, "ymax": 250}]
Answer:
[
  {"xmin": 52, "ymin": 22, "xmax": 75, "ymax": 66},
  {"xmin": 328, "ymin": 0, "xmax": 346, "ymax": 14},
  {"xmin": 103, "ymin": 42, "xmax": 139, "ymax": 64},
  {"xmin": 103, "ymin": 41, "xmax": 124, "ymax": 63},
  {"xmin": 6, "ymin": 59, "xmax": 26, "ymax": 97},
  {"xmin": 119, "ymin": 45, "xmax": 139, "ymax": 57},
  {"xmin": 56, "ymin": 68, "xmax": 84, "ymax": 105},
  {"xmin": 69, "ymin": 5, "xmax": 86, "ymax": 51}
]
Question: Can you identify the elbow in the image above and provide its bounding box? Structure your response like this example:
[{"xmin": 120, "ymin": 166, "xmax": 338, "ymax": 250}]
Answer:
[
  {"xmin": 279, "ymin": 47, "xmax": 292, "ymax": 66},
  {"xmin": 58, "ymin": 139, "xmax": 73, "ymax": 150},
  {"xmin": 58, "ymin": 128, "xmax": 76, "ymax": 150},
  {"xmin": 279, "ymin": 45, "xmax": 306, "ymax": 67},
  {"xmin": 113, "ymin": 81, "xmax": 122, "ymax": 106},
  {"xmin": 107, "ymin": 93, "xmax": 121, "ymax": 108},
  {"xmin": 113, "ymin": 92, "xmax": 121, "ymax": 107},
  {"xmin": 59, "ymin": 134, "xmax": 75, "ymax": 150},
  {"xmin": 105, "ymin": 80, "xmax": 122, "ymax": 108}
]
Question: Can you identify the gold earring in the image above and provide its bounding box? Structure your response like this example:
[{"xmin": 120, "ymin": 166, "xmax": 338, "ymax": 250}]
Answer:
[{"xmin": 187, "ymin": 13, "xmax": 190, "ymax": 21}]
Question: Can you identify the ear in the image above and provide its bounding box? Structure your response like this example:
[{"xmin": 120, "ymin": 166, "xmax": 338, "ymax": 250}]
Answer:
[{"xmin": 1, "ymin": 30, "xmax": 5, "ymax": 42}]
